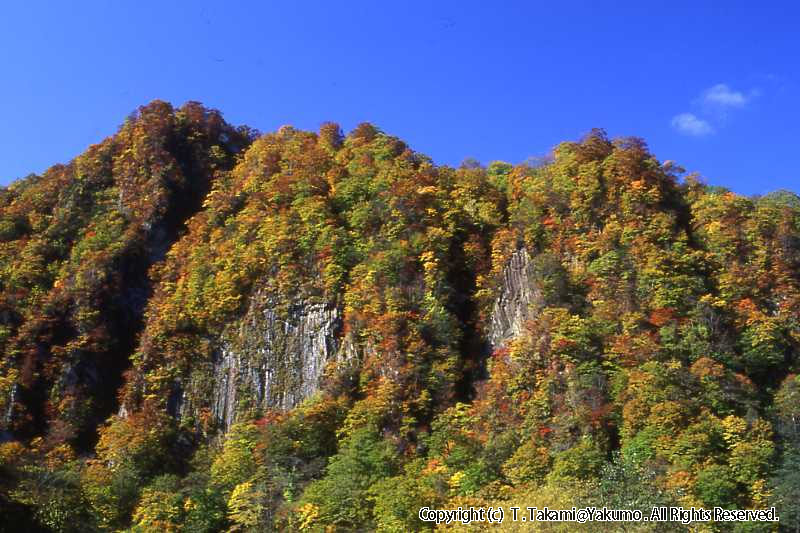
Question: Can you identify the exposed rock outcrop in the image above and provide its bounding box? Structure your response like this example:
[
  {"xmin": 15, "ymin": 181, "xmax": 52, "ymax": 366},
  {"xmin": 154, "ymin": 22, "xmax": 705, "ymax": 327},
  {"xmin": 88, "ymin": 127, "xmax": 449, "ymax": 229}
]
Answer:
[
  {"xmin": 0, "ymin": 383, "xmax": 16, "ymax": 441},
  {"xmin": 208, "ymin": 291, "xmax": 350, "ymax": 432},
  {"xmin": 488, "ymin": 247, "xmax": 541, "ymax": 349}
]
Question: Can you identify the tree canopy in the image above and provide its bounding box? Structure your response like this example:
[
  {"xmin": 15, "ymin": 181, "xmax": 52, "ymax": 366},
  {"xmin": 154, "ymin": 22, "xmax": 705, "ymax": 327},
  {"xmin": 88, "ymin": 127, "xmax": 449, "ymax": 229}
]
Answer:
[{"xmin": 0, "ymin": 105, "xmax": 798, "ymax": 532}]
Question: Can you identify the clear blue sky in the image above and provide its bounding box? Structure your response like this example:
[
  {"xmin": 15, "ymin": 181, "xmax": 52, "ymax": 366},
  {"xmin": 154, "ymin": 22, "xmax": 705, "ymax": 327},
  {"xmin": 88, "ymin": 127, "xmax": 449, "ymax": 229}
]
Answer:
[{"xmin": 1, "ymin": 1, "xmax": 798, "ymax": 195}]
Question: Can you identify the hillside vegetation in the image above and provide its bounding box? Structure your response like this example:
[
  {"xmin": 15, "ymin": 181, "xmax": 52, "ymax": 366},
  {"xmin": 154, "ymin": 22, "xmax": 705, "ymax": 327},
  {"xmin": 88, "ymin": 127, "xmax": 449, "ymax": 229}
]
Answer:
[{"xmin": 1, "ymin": 101, "xmax": 799, "ymax": 532}]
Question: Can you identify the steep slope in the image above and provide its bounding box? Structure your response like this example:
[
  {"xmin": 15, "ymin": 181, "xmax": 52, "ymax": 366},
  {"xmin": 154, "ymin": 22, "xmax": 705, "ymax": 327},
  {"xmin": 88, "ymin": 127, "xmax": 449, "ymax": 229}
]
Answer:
[
  {"xmin": 0, "ymin": 109, "xmax": 798, "ymax": 532},
  {"xmin": 118, "ymin": 122, "xmax": 501, "ymax": 438},
  {"xmin": 0, "ymin": 100, "xmax": 254, "ymax": 447}
]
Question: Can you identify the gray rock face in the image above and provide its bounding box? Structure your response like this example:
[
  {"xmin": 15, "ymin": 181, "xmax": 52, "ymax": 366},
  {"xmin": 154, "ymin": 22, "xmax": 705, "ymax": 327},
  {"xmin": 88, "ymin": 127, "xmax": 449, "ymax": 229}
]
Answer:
[
  {"xmin": 209, "ymin": 291, "xmax": 347, "ymax": 432},
  {"xmin": 488, "ymin": 247, "xmax": 541, "ymax": 349},
  {"xmin": 1, "ymin": 383, "xmax": 16, "ymax": 429}
]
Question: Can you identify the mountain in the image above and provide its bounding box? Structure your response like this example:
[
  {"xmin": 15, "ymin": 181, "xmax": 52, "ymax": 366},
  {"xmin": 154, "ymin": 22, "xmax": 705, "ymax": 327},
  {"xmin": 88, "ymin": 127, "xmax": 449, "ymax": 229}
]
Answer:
[{"xmin": 0, "ymin": 101, "xmax": 798, "ymax": 532}]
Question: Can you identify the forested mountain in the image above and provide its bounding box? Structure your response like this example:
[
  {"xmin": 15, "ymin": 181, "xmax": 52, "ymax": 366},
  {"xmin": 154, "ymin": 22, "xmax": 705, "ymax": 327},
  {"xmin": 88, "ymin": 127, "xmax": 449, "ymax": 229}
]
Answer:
[{"xmin": 1, "ymin": 101, "xmax": 798, "ymax": 532}]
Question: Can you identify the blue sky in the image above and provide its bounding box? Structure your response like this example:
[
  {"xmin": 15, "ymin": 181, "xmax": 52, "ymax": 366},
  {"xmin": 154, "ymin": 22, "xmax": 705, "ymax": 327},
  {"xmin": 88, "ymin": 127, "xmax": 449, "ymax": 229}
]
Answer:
[{"xmin": 1, "ymin": 1, "xmax": 798, "ymax": 195}]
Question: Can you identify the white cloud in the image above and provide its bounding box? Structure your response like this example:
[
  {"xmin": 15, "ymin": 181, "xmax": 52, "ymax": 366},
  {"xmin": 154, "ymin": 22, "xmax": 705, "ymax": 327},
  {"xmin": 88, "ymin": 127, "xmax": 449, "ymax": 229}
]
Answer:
[
  {"xmin": 671, "ymin": 113, "xmax": 714, "ymax": 136},
  {"xmin": 671, "ymin": 83, "xmax": 756, "ymax": 138},
  {"xmin": 702, "ymin": 84, "xmax": 749, "ymax": 108}
]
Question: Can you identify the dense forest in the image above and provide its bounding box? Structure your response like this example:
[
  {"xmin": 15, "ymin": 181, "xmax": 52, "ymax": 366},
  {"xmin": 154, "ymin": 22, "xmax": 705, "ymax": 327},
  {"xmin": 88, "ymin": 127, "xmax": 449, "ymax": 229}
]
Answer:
[{"xmin": 0, "ymin": 101, "xmax": 798, "ymax": 532}]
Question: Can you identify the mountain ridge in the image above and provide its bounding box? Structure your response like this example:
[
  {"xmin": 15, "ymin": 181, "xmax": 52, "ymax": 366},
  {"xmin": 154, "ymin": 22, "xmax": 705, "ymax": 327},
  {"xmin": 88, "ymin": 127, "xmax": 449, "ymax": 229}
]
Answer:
[{"xmin": 0, "ymin": 100, "xmax": 799, "ymax": 532}]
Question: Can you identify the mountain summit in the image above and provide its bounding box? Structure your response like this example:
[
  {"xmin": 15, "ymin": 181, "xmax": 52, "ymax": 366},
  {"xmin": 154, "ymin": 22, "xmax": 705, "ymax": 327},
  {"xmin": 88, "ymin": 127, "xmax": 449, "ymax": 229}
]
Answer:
[{"xmin": 1, "ymin": 102, "xmax": 798, "ymax": 532}]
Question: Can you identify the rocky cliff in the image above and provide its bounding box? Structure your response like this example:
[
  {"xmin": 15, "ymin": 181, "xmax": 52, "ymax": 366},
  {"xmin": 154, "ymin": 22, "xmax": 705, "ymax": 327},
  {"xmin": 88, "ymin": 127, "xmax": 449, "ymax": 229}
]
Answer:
[
  {"xmin": 487, "ymin": 247, "xmax": 541, "ymax": 349},
  {"xmin": 208, "ymin": 292, "xmax": 346, "ymax": 431}
]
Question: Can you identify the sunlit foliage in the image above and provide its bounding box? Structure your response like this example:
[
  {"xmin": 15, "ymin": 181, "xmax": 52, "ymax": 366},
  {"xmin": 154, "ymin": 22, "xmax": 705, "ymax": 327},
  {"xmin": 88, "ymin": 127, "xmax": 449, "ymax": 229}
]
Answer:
[{"xmin": 0, "ymin": 110, "xmax": 798, "ymax": 532}]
